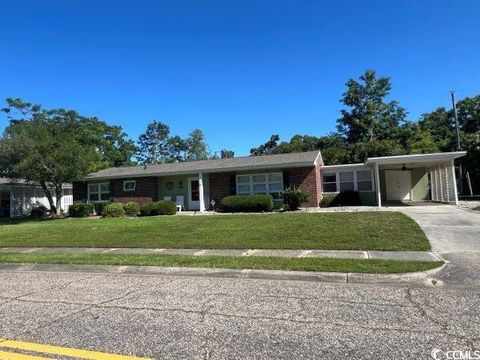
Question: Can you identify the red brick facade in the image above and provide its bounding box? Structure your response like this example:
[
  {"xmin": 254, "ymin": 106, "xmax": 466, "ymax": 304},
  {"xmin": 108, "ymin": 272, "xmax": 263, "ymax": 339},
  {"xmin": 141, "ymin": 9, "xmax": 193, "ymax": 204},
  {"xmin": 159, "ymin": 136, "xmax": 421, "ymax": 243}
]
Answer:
[
  {"xmin": 285, "ymin": 165, "xmax": 322, "ymax": 207},
  {"xmin": 73, "ymin": 165, "xmax": 322, "ymax": 208},
  {"xmin": 209, "ymin": 172, "xmax": 235, "ymax": 207},
  {"xmin": 73, "ymin": 177, "xmax": 158, "ymax": 205},
  {"xmin": 112, "ymin": 177, "xmax": 158, "ymax": 205}
]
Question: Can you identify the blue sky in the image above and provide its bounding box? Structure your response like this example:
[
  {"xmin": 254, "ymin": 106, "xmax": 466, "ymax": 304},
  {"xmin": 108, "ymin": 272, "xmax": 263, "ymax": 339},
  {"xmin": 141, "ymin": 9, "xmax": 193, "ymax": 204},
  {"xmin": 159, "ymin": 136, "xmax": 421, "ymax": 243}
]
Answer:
[{"xmin": 0, "ymin": 1, "xmax": 479, "ymax": 156}]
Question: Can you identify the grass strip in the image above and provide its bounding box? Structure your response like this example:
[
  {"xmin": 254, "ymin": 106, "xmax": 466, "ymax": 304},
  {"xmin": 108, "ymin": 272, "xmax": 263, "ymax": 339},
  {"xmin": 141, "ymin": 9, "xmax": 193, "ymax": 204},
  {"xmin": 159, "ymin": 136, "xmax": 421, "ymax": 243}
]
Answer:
[
  {"xmin": 0, "ymin": 212, "xmax": 431, "ymax": 251},
  {"xmin": 0, "ymin": 253, "xmax": 442, "ymax": 274}
]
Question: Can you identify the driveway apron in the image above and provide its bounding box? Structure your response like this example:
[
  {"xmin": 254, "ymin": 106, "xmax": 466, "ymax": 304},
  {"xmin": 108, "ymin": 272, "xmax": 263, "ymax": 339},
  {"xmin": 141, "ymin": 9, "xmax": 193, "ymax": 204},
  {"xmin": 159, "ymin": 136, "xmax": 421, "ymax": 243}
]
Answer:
[{"xmin": 398, "ymin": 206, "xmax": 480, "ymax": 286}]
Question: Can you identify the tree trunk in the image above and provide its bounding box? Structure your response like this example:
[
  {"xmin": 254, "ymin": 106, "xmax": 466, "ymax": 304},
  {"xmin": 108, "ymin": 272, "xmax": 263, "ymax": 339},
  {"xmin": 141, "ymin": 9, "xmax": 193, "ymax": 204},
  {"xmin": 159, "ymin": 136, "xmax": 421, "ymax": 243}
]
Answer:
[
  {"xmin": 40, "ymin": 180, "xmax": 57, "ymax": 214},
  {"xmin": 55, "ymin": 185, "xmax": 63, "ymax": 215}
]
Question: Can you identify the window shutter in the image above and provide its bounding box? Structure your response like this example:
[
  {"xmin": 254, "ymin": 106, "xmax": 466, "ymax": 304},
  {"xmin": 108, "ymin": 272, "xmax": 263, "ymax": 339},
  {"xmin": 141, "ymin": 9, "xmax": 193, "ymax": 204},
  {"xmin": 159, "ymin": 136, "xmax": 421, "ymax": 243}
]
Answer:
[
  {"xmin": 229, "ymin": 175, "xmax": 236, "ymax": 195},
  {"xmin": 110, "ymin": 181, "xmax": 115, "ymax": 199},
  {"xmin": 283, "ymin": 172, "xmax": 290, "ymax": 189}
]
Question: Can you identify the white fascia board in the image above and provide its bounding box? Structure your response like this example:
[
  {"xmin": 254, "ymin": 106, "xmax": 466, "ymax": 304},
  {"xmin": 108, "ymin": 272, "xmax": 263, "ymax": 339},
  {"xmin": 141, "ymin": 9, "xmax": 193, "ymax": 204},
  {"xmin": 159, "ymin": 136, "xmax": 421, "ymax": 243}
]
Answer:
[
  {"xmin": 364, "ymin": 151, "xmax": 467, "ymax": 166},
  {"xmin": 322, "ymin": 163, "xmax": 365, "ymax": 169}
]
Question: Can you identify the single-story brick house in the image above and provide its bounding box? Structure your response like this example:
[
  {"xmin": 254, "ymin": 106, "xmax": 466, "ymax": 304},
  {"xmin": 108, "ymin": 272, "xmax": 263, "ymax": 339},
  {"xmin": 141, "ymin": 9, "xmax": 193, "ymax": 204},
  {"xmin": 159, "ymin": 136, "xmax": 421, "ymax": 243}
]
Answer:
[{"xmin": 73, "ymin": 150, "xmax": 466, "ymax": 211}]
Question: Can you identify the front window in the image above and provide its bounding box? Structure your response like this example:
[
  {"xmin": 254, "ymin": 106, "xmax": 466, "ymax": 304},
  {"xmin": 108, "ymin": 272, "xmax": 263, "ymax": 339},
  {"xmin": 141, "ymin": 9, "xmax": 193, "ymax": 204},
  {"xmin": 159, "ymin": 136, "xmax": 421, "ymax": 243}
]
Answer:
[
  {"xmin": 357, "ymin": 170, "xmax": 373, "ymax": 191},
  {"xmin": 236, "ymin": 172, "xmax": 283, "ymax": 197},
  {"xmin": 123, "ymin": 180, "xmax": 136, "ymax": 192},
  {"xmin": 339, "ymin": 172, "xmax": 354, "ymax": 191},
  {"xmin": 88, "ymin": 183, "xmax": 110, "ymax": 202},
  {"xmin": 322, "ymin": 173, "xmax": 337, "ymax": 193},
  {"xmin": 322, "ymin": 169, "xmax": 374, "ymax": 193}
]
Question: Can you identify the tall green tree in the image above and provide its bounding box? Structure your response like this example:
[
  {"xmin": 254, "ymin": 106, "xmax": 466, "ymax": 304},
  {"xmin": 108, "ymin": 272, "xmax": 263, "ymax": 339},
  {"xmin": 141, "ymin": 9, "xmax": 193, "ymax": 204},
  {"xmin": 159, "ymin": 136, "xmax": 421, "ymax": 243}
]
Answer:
[
  {"xmin": 185, "ymin": 129, "xmax": 210, "ymax": 161},
  {"xmin": 0, "ymin": 98, "xmax": 136, "ymax": 213},
  {"xmin": 250, "ymin": 135, "xmax": 280, "ymax": 156},
  {"xmin": 136, "ymin": 121, "xmax": 171, "ymax": 164},
  {"xmin": 457, "ymin": 95, "xmax": 480, "ymax": 134},
  {"xmin": 337, "ymin": 70, "xmax": 407, "ymax": 143},
  {"xmin": 220, "ymin": 149, "xmax": 235, "ymax": 158}
]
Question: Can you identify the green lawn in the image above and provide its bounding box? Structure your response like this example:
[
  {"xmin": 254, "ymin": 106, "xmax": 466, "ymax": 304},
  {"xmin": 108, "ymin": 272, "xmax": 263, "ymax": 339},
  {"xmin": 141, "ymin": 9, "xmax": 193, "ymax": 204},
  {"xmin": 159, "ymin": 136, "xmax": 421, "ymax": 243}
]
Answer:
[
  {"xmin": 0, "ymin": 212, "xmax": 430, "ymax": 251},
  {"xmin": 0, "ymin": 253, "xmax": 442, "ymax": 274}
]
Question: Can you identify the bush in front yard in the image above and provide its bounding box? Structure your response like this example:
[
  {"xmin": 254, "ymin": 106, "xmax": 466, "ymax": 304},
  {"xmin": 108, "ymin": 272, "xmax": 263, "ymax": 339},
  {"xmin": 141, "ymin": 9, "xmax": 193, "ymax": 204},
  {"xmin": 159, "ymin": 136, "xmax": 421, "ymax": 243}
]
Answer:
[
  {"xmin": 30, "ymin": 205, "xmax": 49, "ymax": 217},
  {"xmin": 320, "ymin": 191, "xmax": 362, "ymax": 207},
  {"xmin": 140, "ymin": 201, "xmax": 155, "ymax": 216},
  {"xmin": 140, "ymin": 201, "xmax": 176, "ymax": 216},
  {"xmin": 102, "ymin": 202, "xmax": 125, "ymax": 218},
  {"xmin": 281, "ymin": 187, "xmax": 309, "ymax": 211},
  {"xmin": 221, "ymin": 194, "xmax": 274, "ymax": 213},
  {"xmin": 69, "ymin": 203, "xmax": 94, "ymax": 217},
  {"xmin": 152, "ymin": 200, "xmax": 177, "ymax": 215},
  {"xmin": 320, "ymin": 193, "xmax": 338, "ymax": 207},
  {"xmin": 93, "ymin": 202, "xmax": 108, "ymax": 216},
  {"xmin": 123, "ymin": 201, "xmax": 140, "ymax": 216}
]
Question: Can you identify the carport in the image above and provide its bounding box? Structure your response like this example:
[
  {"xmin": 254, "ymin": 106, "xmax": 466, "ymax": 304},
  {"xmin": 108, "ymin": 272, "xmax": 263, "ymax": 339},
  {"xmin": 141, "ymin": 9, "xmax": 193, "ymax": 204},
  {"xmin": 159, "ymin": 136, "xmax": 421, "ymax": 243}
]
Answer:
[{"xmin": 364, "ymin": 152, "xmax": 467, "ymax": 207}]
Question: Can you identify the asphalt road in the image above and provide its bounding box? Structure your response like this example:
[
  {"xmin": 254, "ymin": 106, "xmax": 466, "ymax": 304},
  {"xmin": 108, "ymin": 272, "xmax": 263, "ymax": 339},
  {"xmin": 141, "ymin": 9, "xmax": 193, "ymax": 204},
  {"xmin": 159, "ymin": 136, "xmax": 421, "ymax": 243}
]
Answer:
[{"xmin": 1, "ymin": 269, "xmax": 479, "ymax": 360}]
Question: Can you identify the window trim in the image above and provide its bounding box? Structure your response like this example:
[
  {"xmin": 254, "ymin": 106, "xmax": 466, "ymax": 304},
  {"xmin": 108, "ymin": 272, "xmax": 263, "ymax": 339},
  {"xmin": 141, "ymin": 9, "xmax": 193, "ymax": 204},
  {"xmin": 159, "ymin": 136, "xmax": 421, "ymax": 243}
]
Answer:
[
  {"xmin": 236, "ymin": 172, "xmax": 283, "ymax": 195},
  {"xmin": 322, "ymin": 169, "xmax": 374, "ymax": 193},
  {"xmin": 88, "ymin": 182, "xmax": 111, "ymax": 202},
  {"xmin": 123, "ymin": 180, "xmax": 136, "ymax": 192}
]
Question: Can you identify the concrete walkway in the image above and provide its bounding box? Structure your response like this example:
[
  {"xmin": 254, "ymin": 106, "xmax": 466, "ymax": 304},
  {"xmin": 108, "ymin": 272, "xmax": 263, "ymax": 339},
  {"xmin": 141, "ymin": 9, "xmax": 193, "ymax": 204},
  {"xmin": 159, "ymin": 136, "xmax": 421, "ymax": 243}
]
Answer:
[{"xmin": 0, "ymin": 247, "xmax": 441, "ymax": 262}]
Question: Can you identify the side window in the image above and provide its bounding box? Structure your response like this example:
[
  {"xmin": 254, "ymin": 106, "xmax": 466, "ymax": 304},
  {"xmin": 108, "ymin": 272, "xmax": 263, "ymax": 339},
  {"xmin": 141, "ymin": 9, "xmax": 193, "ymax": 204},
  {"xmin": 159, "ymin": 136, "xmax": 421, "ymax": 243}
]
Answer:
[
  {"xmin": 339, "ymin": 172, "xmax": 354, "ymax": 191},
  {"xmin": 322, "ymin": 173, "xmax": 337, "ymax": 192},
  {"xmin": 357, "ymin": 170, "xmax": 373, "ymax": 191}
]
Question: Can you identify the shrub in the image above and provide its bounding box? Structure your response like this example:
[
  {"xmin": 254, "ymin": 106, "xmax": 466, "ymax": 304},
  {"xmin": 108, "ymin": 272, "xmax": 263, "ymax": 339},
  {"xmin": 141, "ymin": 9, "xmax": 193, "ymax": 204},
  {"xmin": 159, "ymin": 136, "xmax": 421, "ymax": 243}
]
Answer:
[
  {"xmin": 221, "ymin": 194, "xmax": 274, "ymax": 213},
  {"xmin": 140, "ymin": 201, "xmax": 155, "ymax": 216},
  {"xmin": 281, "ymin": 187, "xmax": 309, "ymax": 211},
  {"xmin": 320, "ymin": 191, "xmax": 362, "ymax": 207},
  {"xmin": 320, "ymin": 193, "xmax": 338, "ymax": 208},
  {"xmin": 123, "ymin": 201, "xmax": 140, "ymax": 216},
  {"xmin": 69, "ymin": 203, "xmax": 94, "ymax": 217},
  {"xmin": 30, "ymin": 205, "xmax": 49, "ymax": 217},
  {"xmin": 152, "ymin": 200, "xmax": 177, "ymax": 215},
  {"xmin": 102, "ymin": 202, "xmax": 126, "ymax": 217},
  {"xmin": 93, "ymin": 202, "xmax": 108, "ymax": 216}
]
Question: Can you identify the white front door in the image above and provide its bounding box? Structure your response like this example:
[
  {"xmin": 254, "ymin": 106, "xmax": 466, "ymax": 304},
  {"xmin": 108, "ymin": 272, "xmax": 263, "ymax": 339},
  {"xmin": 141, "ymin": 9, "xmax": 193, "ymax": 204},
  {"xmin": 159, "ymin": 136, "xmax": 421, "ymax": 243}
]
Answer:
[
  {"xmin": 188, "ymin": 177, "xmax": 200, "ymax": 210},
  {"xmin": 385, "ymin": 170, "xmax": 411, "ymax": 201}
]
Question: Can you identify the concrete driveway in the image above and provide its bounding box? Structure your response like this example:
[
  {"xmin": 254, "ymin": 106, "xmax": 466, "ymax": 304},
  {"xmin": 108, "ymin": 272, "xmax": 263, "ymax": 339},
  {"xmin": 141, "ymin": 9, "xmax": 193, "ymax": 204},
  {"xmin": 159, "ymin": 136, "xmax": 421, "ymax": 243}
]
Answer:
[
  {"xmin": 397, "ymin": 206, "xmax": 480, "ymax": 252},
  {"xmin": 398, "ymin": 205, "xmax": 480, "ymax": 285}
]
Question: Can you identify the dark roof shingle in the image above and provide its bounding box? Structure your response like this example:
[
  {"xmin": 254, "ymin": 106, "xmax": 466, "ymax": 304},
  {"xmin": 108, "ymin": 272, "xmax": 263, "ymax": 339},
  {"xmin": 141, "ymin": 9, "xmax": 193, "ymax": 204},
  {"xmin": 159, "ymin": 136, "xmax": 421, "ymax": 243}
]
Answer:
[{"xmin": 84, "ymin": 151, "xmax": 321, "ymax": 180}]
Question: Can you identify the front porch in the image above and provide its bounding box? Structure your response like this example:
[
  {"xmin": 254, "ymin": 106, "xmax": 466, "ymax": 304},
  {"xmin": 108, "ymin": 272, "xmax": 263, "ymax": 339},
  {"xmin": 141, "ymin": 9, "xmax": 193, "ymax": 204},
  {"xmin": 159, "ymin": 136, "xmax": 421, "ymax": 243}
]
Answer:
[{"xmin": 365, "ymin": 152, "xmax": 466, "ymax": 207}]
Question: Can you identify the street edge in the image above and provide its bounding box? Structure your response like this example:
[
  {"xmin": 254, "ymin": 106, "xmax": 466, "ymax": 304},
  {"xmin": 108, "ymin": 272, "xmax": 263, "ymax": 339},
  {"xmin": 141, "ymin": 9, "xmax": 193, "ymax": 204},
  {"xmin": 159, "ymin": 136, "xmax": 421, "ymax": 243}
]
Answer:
[{"xmin": 0, "ymin": 261, "xmax": 445, "ymax": 288}]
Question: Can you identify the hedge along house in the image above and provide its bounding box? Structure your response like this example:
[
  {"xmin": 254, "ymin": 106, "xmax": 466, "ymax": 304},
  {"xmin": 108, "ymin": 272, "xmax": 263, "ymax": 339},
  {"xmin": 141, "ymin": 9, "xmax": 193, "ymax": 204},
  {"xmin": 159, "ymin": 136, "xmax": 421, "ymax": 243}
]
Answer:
[
  {"xmin": 73, "ymin": 151, "xmax": 323, "ymax": 211},
  {"xmin": 73, "ymin": 150, "xmax": 466, "ymax": 211},
  {"xmin": 0, "ymin": 178, "xmax": 73, "ymax": 218}
]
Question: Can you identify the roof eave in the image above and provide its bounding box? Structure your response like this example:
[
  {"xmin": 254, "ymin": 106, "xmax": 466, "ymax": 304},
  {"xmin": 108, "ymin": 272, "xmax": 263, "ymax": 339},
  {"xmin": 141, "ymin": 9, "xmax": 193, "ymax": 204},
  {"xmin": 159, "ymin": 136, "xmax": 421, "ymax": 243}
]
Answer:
[
  {"xmin": 82, "ymin": 161, "xmax": 317, "ymax": 181},
  {"xmin": 364, "ymin": 151, "xmax": 467, "ymax": 166}
]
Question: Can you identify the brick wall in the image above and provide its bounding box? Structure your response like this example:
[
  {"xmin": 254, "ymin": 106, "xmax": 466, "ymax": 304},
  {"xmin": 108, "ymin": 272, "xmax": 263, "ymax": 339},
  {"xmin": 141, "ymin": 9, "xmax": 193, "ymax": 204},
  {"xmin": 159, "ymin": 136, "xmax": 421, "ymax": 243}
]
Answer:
[
  {"xmin": 72, "ymin": 181, "xmax": 87, "ymax": 203},
  {"xmin": 285, "ymin": 166, "xmax": 321, "ymax": 207},
  {"xmin": 209, "ymin": 172, "xmax": 235, "ymax": 207},
  {"xmin": 112, "ymin": 177, "xmax": 158, "ymax": 205}
]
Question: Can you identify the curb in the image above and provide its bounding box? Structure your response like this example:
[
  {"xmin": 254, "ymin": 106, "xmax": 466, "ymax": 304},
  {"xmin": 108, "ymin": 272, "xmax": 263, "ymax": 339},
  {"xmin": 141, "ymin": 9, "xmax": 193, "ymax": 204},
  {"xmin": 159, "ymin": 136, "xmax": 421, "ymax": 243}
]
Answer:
[{"xmin": 0, "ymin": 262, "xmax": 445, "ymax": 288}]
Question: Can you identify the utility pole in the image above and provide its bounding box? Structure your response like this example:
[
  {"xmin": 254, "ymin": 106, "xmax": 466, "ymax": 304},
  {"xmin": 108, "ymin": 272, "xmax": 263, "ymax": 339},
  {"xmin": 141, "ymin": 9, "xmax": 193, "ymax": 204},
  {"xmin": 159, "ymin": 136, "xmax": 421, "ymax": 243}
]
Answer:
[
  {"xmin": 451, "ymin": 91, "xmax": 461, "ymax": 150},
  {"xmin": 450, "ymin": 90, "xmax": 463, "ymax": 193}
]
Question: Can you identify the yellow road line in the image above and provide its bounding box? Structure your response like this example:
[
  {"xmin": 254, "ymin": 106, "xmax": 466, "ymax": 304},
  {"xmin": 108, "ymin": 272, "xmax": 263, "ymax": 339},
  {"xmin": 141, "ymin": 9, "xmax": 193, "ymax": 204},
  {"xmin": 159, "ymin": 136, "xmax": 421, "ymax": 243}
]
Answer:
[
  {"xmin": 0, "ymin": 339, "xmax": 151, "ymax": 360},
  {"xmin": 0, "ymin": 350, "xmax": 51, "ymax": 360}
]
